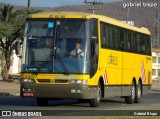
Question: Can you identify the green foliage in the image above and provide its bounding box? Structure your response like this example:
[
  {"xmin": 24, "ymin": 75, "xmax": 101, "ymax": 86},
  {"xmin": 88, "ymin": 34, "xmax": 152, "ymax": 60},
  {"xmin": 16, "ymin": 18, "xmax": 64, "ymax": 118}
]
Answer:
[
  {"xmin": 0, "ymin": 4, "xmax": 43, "ymax": 81},
  {"xmin": 9, "ymin": 8, "xmax": 44, "ymax": 38},
  {"xmin": 0, "ymin": 22, "xmax": 14, "ymax": 38},
  {"xmin": 0, "ymin": 4, "xmax": 14, "ymax": 22}
]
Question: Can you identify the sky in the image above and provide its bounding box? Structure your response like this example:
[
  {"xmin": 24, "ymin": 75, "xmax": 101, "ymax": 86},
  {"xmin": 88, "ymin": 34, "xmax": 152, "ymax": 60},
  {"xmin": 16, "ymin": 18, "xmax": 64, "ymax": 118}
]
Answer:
[{"xmin": 0, "ymin": 0, "xmax": 121, "ymax": 7}]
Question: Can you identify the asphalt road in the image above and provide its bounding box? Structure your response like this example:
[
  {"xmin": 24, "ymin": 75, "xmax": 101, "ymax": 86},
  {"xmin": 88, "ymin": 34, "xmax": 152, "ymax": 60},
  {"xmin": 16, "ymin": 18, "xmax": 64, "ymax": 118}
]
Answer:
[{"xmin": 0, "ymin": 91, "xmax": 160, "ymax": 117}]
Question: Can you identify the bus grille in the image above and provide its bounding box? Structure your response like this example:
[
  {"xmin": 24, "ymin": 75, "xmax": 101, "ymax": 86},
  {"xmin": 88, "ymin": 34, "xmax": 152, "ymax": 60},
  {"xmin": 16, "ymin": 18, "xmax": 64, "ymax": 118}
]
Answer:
[
  {"xmin": 54, "ymin": 79, "xmax": 68, "ymax": 83},
  {"xmin": 37, "ymin": 79, "xmax": 50, "ymax": 83}
]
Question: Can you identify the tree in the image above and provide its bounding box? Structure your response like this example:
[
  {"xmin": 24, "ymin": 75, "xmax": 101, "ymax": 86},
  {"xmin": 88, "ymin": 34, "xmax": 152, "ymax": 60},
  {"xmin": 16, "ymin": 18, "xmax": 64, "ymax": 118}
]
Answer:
[
  {"xmin": 1, "ymin": 4, "xmax": 14, "ymax": 22},
  {"xmin": 0, "ymin": 4, "xmax": 43, "ymax": 81}
]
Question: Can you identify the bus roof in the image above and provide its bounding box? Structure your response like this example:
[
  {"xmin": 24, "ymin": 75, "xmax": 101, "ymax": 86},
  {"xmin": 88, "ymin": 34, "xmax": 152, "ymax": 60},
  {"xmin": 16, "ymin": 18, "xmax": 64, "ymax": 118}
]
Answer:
[{"xmin": 30, "ymin": 12, "xmax": 151, "ymax": 35}]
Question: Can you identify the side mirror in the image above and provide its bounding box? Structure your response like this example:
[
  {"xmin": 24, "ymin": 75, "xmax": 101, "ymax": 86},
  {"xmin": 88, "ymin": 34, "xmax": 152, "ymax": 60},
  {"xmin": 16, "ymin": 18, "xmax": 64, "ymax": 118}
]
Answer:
[
  {"xmin": 90, "ymin": 36, "xmax": 97, "ymax": 57},
  {"xmin": 15, "ymin": 39, "xmax": 22, "ymax": 56},
  {"xmin": 56, "ymin": 48, "xmax": 60, "ymax": 55},
  {"xmin": 91, "ymin": 36, "xmax": 97, "ymax": 43}
]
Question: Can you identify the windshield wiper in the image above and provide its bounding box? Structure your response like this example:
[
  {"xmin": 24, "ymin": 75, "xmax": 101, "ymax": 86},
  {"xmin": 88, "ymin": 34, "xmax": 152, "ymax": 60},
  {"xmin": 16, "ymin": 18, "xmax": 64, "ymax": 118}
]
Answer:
[
  {"xmin": 56, "ymin": 54, "xmax": 69, "ymax": 75},
  {"xmin": 31, "ymin": 54, "xmax": 51, "ymax": 73},
  {"xmin": 53, "ymin": 21, "xmax": 69, "ymax": 75},
  {"xmin": 31, "ymin": 48, "xmax": 69, "ymax": 75},
  {"xmin": 35, "ymin": 51, "xmax": 69, "ymax": 75}
]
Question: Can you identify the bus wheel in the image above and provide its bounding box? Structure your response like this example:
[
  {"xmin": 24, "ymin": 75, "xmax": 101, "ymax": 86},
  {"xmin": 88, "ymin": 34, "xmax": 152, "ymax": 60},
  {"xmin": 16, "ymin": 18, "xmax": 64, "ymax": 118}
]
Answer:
[
  {"xmin": 36, "ymin": 98, "xmax": 48, "ymax": 106},
  {"xmin": 125, "ymin": 81, "xmax": 136, "ymax": 104},
  {"xmin": 89, "ymin": 83, "xmax": 101, "ymax": 107},
  {"xmin": 134, "ymin": 81, "xmax": 142, "ymax": 103},
  {"xmin": 78, "ymin": 99, "xmax": 88, "ymax": 103}
]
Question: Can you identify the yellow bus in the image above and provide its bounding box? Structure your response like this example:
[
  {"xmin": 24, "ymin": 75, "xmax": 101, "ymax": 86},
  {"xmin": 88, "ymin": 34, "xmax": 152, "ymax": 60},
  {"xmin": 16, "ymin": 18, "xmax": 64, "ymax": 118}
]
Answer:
[{"xmin": 18, "ymin": 12, "xmax": 152, "ymax": 107}]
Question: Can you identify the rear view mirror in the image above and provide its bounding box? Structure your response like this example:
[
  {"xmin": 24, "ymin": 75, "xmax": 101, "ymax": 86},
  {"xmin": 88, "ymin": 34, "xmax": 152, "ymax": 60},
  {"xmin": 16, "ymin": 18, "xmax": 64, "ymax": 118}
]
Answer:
[
  {"xmin": 15, "ymin": 39, "xmax": 22, "ymax": 56},
  {"xmin": 91, "ymin": 36, "xmax": 97, "ymax": 57},
  {"xmin": 91, "ymin": 36, "xmax": 97, "ymax": 42},
  {"xmin": 56, "ymin": 48, "xmax": 60, "ymax": 55}
]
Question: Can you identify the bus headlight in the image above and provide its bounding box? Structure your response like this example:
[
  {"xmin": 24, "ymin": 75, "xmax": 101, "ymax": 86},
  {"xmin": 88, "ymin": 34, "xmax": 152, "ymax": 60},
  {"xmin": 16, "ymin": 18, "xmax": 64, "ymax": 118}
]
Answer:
[
  {"xmin": 21, "ymin": 79, "xmax": 35, "ymax": 83},
  {"xmin": 68, "ymin": 79, "xmax": 88, "ymax": 85}
]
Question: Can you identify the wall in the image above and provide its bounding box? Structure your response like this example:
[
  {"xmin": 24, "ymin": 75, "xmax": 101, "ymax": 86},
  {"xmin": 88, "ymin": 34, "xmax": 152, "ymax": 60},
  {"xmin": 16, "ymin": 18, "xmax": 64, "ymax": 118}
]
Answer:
[
  {"xmin": 152, "ymin": 51, "xmax": 160, "ymax": 81},
  {"xmin": 9, "ymin": 50, "xmax": 19, "ymax": 74}
]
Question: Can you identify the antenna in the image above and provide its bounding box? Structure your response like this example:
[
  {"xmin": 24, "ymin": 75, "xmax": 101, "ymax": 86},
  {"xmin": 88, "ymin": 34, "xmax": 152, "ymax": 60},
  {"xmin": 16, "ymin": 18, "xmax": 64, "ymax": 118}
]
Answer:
[{"xmin": 84, "ymin": 0, "xmax": 103, "ymax": 14}]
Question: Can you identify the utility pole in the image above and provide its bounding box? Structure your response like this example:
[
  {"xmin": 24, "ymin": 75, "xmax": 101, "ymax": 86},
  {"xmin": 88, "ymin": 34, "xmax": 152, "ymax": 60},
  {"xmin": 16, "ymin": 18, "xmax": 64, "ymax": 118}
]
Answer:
[
  {"xmin": 27, "ymin": 0, "xmax": 31, "ymax": 15},
  {"xmin": 84, "ymin": 0, "xmax": 103, "ymax": 14},
  {"xmin": 154, "ymin": 6, "xmax": 160, "ymax": 48},
  {"xmin": 126, "ymin": 7, "xmax": 130, "ymax": 22}
]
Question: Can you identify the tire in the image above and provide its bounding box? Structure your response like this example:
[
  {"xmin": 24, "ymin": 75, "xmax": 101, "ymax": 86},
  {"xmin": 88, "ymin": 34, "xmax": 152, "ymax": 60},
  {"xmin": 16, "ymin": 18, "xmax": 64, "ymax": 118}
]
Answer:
[
  {"xmin": 134, "ymin": 81, "xmax": 142, "ymax": 103},
  {"xmin": 125, "ymin": 81, "xmax": 136, "ymax": 104},
  {"xmin": 36, "ymin": 98, "xmax": 48, "ymax": 106},
  {"xmin": 78, "ymin": 99, "xmax": 88, "ymax": 103},
  {"xmin": 89, "ymin": 83, "xmax": 101, "ymax": 107}
]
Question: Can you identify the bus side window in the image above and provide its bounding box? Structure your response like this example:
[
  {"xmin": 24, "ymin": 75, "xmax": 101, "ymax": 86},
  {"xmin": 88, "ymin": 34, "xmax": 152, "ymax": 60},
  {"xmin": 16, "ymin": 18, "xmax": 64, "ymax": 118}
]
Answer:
[
  {"xmin": 100, "ymin": 23, "xmax": 105, "ymax": 47},
  {"xmin": 130, "ymin": 31, "xmax": 135, "ymax": 51},
  {"xmin": 127, "ymin": 31, "xmax": 131, "ymax": 50},
  {"xmin": 112, "ymin": 26, "xmax": 120, "ymax": 49},
  {"xmin": 146, "ymin": 36, "xmax": 151, "ymax": 55},
  {"xmin": 140, "ymin": 34, "xmax": 146, "ymax": 54},
  {"xmin": 136, "ymin": 33, "xmax": 141, "ymax": 53},
  {"xmin": 105, "ymin": 24, "xmax": 110, "ymax": 47},
  {"xmin": 123, "ymin": 30, "xmax": 128, "ymax": 50},
  {"xmin": 119, "ymin": 28, "xmax": 124, "ymax": 50},
  {"xmin": 100, "ymin": 22, "xmax": 110, "ymax": 48}
]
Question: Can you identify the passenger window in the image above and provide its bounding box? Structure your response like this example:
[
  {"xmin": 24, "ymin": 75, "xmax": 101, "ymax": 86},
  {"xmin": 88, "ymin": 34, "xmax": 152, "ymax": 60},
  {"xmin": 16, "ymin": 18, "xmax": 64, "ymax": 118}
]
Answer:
[{"xmin": 136, "ymin": 34, "xmax": 141, "ymax": 52}]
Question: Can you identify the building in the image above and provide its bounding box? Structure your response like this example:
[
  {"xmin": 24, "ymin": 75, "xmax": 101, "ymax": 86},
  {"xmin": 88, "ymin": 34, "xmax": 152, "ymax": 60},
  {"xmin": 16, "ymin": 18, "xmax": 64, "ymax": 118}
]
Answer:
[
  {"xmin": 152, "ymin": 48, "xmax": 160, "ymax": 82},
  {"xmin": 9, "ymin": 50, "xmax": 20, "ymax": 74},
  {"xmin": 0, "ymin": 50, "xmax": 20, "ymax": 78}
]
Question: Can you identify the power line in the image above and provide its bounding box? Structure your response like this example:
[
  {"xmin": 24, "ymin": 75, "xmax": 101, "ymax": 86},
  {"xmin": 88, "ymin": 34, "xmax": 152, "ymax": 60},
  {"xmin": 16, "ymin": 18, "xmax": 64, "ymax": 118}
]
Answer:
[{"xmin": 84, "ymin": 0, "xmax": 103, "ymax": 14}]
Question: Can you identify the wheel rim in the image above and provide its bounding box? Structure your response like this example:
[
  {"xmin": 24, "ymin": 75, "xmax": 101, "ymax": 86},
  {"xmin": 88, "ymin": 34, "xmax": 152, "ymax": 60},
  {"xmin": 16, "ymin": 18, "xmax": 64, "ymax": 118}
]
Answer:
[
  {"xmin": 131, "ymin": 84, "xmax": 135, "ymax": 100},
  {"xmin": 137, "ymin": 84, "xmax": 141, "ymax": 99}
]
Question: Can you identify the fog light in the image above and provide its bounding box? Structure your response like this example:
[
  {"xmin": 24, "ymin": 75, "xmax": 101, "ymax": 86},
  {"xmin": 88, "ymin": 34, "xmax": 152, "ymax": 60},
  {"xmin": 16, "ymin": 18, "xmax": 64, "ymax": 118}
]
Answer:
[
  {"xmin": 77, "ymin": 90, "xmax": 82, "ymax": 93},
  {"xmin": 68, "ymin": 79, "xmax": 88, "ymax": 85},
  {"xmin": 21, "ymin": 79, "xmax": 35, "ymax": 83},
  {"xmin": 23, "ymin": 88, "xmax": 33, "ymax": 92},
  {"xmin": 71, "ymin": 89, "xmax": 76, "ymax": 93},
  {"xmin": 71, "ymin": 89, "xmax": 82, "ymax": 93}
]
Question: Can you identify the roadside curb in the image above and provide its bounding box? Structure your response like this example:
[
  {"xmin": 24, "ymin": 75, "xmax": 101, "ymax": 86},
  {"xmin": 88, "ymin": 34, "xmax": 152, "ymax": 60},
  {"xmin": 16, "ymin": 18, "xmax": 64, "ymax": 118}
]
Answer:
[
  {"xmin": 13, "ymin": 93, "xmax": 20, "ymax": 96},
  {"xmin": 151, "ymin": 89, "xmax": 160, "ymax": 91},
  {"xmin": 0, "ymin": 93, "xmax": 12, "ymax": 96},
  {"xmin": 0, "ymin": 93, "xmax": 20, "ymax": 96}
]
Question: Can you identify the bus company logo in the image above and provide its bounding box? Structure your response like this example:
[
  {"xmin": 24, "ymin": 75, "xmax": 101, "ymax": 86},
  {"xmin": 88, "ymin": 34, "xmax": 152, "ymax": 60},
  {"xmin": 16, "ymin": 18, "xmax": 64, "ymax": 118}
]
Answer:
[
  {"xmin": 108, "ymin": 53, "xmax": 118, "ymax": 65},
  {"xmin": 24, "ymin": 73, "xmax": 37, "ymax": 79},
  {"xmin": 103, "ymin": 70, "xmax": 108, "ymax": 84},
  {"xmin": 140, "ymin": 61, "xmax": 146, "ymax": 83},
  {"xmin": 2, "ymin": 111, "xmax": 11, "ymax": 116}
]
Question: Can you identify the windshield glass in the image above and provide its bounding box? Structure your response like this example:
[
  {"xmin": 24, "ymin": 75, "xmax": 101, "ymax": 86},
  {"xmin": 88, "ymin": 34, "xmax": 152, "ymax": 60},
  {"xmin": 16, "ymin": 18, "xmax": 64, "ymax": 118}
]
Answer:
[
  {"xmin": 22, "ymin": 19, "xmax": 54, "ymax": 72},
  {"xmin": 22, "ymin": 19, "xmax": 90, "ymax": 74}
]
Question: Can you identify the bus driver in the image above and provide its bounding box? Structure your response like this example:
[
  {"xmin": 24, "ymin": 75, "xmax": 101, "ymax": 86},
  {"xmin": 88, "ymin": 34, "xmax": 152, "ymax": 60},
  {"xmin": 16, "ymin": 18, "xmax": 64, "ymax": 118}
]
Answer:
[{"xmin": 70, "ymin": 43, "xmax": 84, "ymax": 58}]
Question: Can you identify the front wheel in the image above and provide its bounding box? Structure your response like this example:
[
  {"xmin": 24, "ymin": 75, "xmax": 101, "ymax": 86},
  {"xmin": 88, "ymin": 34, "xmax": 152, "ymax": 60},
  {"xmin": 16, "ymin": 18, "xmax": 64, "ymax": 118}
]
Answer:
[
  {"xmin": 89, "ymin": 83, "xmax": 101, "ymax": 107},
  {"xmin": 125, "ymin": 81, "xmax": 136, "ymax": 104},
  {"xmin": 36, "ymin": 98, "xmax": 48, "ymax": 106}
]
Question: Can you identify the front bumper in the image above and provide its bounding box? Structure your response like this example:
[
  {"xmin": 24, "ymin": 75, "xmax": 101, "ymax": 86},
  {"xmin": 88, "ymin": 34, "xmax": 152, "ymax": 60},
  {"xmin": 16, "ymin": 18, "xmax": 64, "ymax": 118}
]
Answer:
[{"xmin": 20, "ymin": 84, "xmax": 98, "ymax": 99}]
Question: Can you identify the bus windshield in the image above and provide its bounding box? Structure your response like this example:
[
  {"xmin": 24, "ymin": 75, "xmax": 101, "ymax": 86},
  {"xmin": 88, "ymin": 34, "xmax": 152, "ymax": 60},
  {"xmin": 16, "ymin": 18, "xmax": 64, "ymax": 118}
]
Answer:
[{"xmin": 22, "ymin": 19, "xmax": 90, "ymax": 74}]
